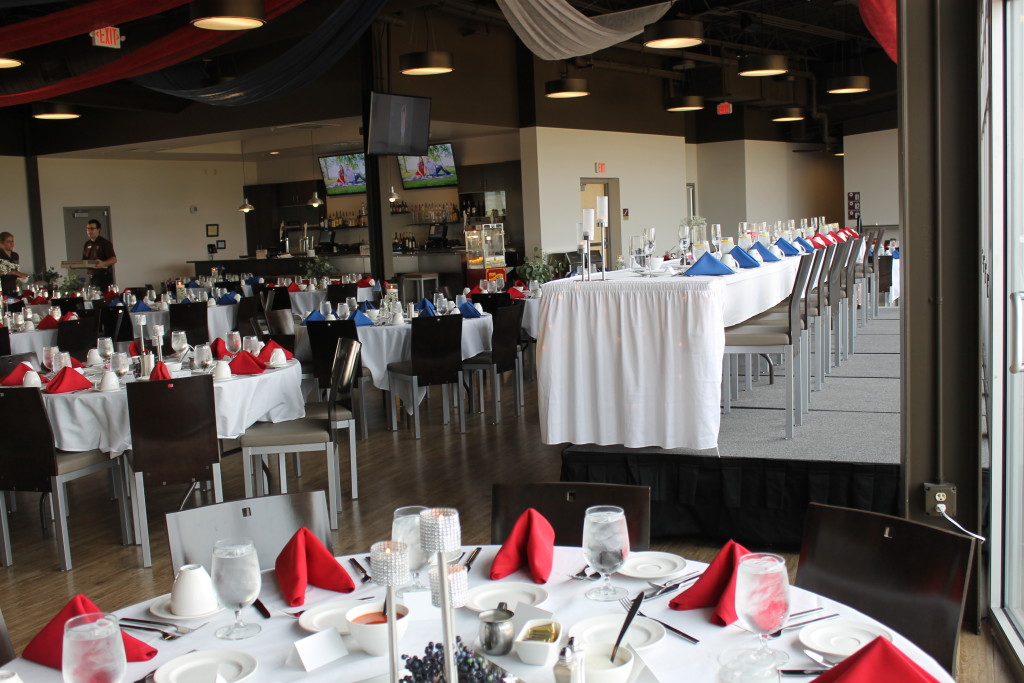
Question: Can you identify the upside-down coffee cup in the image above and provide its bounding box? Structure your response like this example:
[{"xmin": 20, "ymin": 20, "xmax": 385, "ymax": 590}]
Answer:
[
  {"xmin": 269, "ymin": 348, "xmax": 287, "ymax": 367},
  {"xmin": 170, "ymin": 564, "xmax": 219, "ymax": 617},
  {"xmin": 21, "ymin": 371, "xmax": 41, "ymax": 388}
]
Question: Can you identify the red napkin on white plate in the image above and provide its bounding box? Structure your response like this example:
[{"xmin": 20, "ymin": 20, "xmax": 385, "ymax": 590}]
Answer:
[
  {"xmin": 1, "ymin": 362, "xmax": 45, "ymax": 386},
  {"xmin": 229, "ymin": 351, "xmax": 266, "ymax": 375},
  {"xmin": 59, "ymin": 312, "xmax": 79, "ymax": 322},
  {"xmin": 45, "ymin": 367, "xmax": 92, "ymax": 394},
  {"xmin": 210, "ymin": 337, "xmax": 229, "ymax": 360},
  {"xmin": 507, "ymin": 287, "xmax": 526, "ymax": 299},
  {"xmin": 357, "ymin": 276, "xmax": 375, "ymax": 288},
  {"xmin": 490, "ymin": 508, "xmax": 555, "ymax": 583},
  {"xmin": 22, "ymin": 594, "xmax": 157, "ymax": 669},
  {"xmin": 669, "ymin": 538, "xmax": 750, "ymax": 625},
  {"xmin": 810, "ymin": 636, "xmax": 939, "ymax": 683},
  {"xmin": 36, "ymin": 315, "xmax": 58, "ymax": 330},
  {"xmin": 149, "ymin": 362, "xmax": 171, "ymax": 381},
  {"xmin": 128, "ymin": 341, "xmax": 141, "ymax": 357},
  {"xmin": 256, "ymin": 339, "xmax": 293, "ymax": 364},
  {"xmin": 275, "ymin": 527, "xmax": 355, "ymax": 606},
  {"xmin": 287, "ymin": 282, "xmax": 301, "ymax": 292}
]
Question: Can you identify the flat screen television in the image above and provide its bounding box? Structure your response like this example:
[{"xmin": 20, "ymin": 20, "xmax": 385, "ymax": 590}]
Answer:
[
  {"xmin": 367, "ymin": 91, "xmax": 431, "ymax": 156},
  {"xmin": 397, "ymin": 143, "xmax": 458, "ymax": 190},
  {"xmin": 318, "ymin": 153, "xmax": 367, "ymax": 196}
]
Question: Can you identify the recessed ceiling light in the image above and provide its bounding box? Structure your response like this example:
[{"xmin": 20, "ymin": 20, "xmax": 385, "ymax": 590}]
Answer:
[{"xmin": 268, "ymin": 151, "xmax": 280, "ymax": 155}]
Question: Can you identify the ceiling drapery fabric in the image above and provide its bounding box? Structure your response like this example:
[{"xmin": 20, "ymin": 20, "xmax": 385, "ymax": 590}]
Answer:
[
  {"xmin": 0, "ymin": 0, "xmax": 191, "ymax": 56},
  {"xmin": 133, "ymin": 0, "xmax": 388, "ymax": 106},
  {"xmin": 0, "ymin": 0, "xmax": 306, "ymax": 108},
  {"xmin": 858, "ymin": 0, "xmax": 896, "ymax": 63},
  {"xmin": 495, "ymin": 0, "xmax": 671, "ymax": 61}
]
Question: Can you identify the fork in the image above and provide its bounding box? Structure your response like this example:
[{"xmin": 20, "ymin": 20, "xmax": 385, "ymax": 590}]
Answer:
[
  {"xmin": 274, "ymin": 608, "xmax": 305, "ymax": 618},
  {"xmin": 119, "ymin": 617, "xmax": 207, "ymax": 635},
  {"xmin": 617, "ymin": 598, "xmax": 699, "ymax": 645},
  {"xmin": 120, "ymin": 623, "xmax": 182, "ymax": 640}
]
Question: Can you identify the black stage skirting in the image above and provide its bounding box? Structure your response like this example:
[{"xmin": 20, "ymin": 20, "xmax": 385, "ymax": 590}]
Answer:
[{"xmin": 561, "ymin": 446, "xmax": 901, "ymax": 550}]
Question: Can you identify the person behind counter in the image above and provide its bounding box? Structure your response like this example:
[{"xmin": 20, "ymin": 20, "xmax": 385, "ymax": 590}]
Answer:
[
  {"xmin": 0, "ymin": 231, "xmax": 29, "ymax": 294},
  {"xmin": 83, "ymin": 219, "xmax": 117, "ymax": 289}
]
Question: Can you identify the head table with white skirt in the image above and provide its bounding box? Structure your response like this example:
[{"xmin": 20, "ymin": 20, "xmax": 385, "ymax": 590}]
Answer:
[{"xmin": 537, "ymin": 256, "xmax": 802, "ymax": 450}]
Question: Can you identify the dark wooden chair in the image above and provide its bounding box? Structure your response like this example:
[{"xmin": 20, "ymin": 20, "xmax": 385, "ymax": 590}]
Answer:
[
  {"xmin": 5, "ymin": 301, "xmax": 23, "ymax": 313},
  {"xmin": 306, "ymin": 319, "xmax": 370, "ymax": 439},
  {"xmin": 327, "ymin": 283, "xmax": 358, "ymax": 308},
  {"xmin": 796, "ymin": 503, "xmax": 976, "ymax": 674},
  {"xmin": 471, "ymin": 292, "xmax": 511, "ymax": 315},
  {"xmin": 234, "ymin": 295, "xmax": 261, "ymax": 336},
  {"xmin": 265, "ymin": 308, "xmax": 295, "ymax": 335},
  {"xmin": 50, "ymin": 298, "xmax": 86, "ymax": 315},
  {"xmin": 387, "ymin": 315, "xmax": 465, "ymax": 439},
  {"xmin": 491, "ymin": 482, "xmax": 651, "ymax": 550},
  {"xmin": 463, "ymin": 303, "xmax": 525, "ymax": 423},
  {"xmin": 125, "ymin": 375, "xmax": 223, "ymax": 567},
  {"xmin": 266, "ymin": 286, "xmax": 293, "ymax": 311},
  {"xmin": 0, "ymin": 327, "xmax": 9, "ymax": 357},
  {"xmin": 0, "ymin": 605, "xmax": 14, "ymax": 665},
  {"xmin": 97, "ymin": 306, "xmax": 133, "ymax": 343},
  {"xmin": 169, "ymin": 302, "xmax": 210, "ymax": 344},
  {"xmin": 0, "ymin": 352, "xmax": 38, "ymax": 376},
  {"xmin": 214, "ymin": 280, "xmax": 242, "ymax": 293},
  {"xmin": 0, "ymin": 387, "xmax": 127, "ymax": 571},
  {"xmin": 56, "ymin": 319, "xmax": 98, "ymax": 362}
]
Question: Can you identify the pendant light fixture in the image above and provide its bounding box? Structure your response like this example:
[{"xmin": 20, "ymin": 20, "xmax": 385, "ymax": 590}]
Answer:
[
  {"xmin": 643, "ymin": 19, "xmax": 704, "ymax": 49},
  {"xmin": 400, "ymin": 10, "xmax": 453, "ymax": 75},
  {"xmin": 306, "ymin": 131, "xmax": 323, "ymax": 207},
  {"xmin": 665, "ymin": 94, "xmax": 704, "ymax": 112},
  {"xmin": 826, "ymin": 75, "xmax": 871, "ymax": 94},
  {"xmin": 738, "ymin": 54, "xmax": 788, "ymax": 77},
  {"xmin": 389, "ymin": 187, "xmax": 400, "ymax": 203},
  {"xmin": 32, "ymin": 103, "xmax": 80, "ymax": 120},
  {"xmin": 0, "ymin": 55, "xmax": 23, "ymax": 69},
  {"xmin": 238, "ymin": 145, "xmax": 254, "ymax": 213},
  {"xmin": 190, "ymin": 0, "xmax": 266, "ymax": 30},
  {"xmin": 771, "ymin": 107, "xmax": 805, "ymax": 122},
  {"xmin": 545, "ymin": 77, "xmax": 590, "ymax": 98}
]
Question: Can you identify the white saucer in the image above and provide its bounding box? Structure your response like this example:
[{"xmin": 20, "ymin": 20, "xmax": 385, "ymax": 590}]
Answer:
[
  {"xmin": 568, "ymin": 614, "xmax": 665, "ymax": 650},
  {"xmin": 154, "ymin": 649, "xmax": 257, "ymax": 683},
  {"xmin": 148, "ymin": 594, "xmax": 224, "ymax": 621},
  {"xmin": 266, "ymin": 361, "xmax": 289, "ymax": 368},
  {"xmin": 297, "ymin": 598, "xmax": 367, "ymax": 635},
  {"xmin": 617, "ymin": 551, "xmax": 687, "ymax": 580},
  {"xmin": 799, "ymin": 619, "xmax": 893, "ymax": 661},
  {"xmin": 464, "ymin": 582, "xmax": 548, "ymax": 612}
]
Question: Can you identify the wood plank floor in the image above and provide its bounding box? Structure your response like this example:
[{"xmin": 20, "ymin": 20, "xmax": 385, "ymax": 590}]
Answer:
[{"xmin": 0, "ymin": 374, "xmax": 1014, "ymax": 681}]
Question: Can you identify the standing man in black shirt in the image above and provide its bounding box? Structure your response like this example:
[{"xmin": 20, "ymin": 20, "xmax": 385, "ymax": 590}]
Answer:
[{"xmin": 82, "ymin": 219, "xmax": 117, "ymax": 290}]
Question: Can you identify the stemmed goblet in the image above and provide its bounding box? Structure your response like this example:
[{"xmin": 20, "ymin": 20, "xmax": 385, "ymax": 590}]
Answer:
[
  {"xmin": 678, "ymin": 222, "xmax": 691, "ymax": 264},
  {"xmin": 225, "ymin": 331, "xmax": 242, "ymax": 357},
  {"xmin": 582, "ymin": 505, "xmax": 629, "ymax": 601},
  {"xmin": 211, "ymin": 538, "xmax": 262, "ymax": 640},
  {"xmin": 111, "ymin": 352, "xmax": 130, "ymax": 384},
  {"xmin": 170, "ymin": 331, "xmax": 188, "ymax": 358},
  {"xmin": 42, "ymin": 345, "xmax": 59, "ymax": 374},
  {"xmin": 193, "ymin": 343, "xmax": 214, "ymax": 374},
  {"xmin": 733, "ymin": 553, "xmax": 791, "ymax": 666},
  {"xmin": 711, "ymin": 224, "xmax": 723, "ymax": 255},
  {"xmin": 62, "ymin": 612, "xmax": 126, "ymax": 683},
  {"xmin": 97, "ymin": 337, "xmax": 114, "ymax": 367},
  {"xmin": 392, "ymin": 505, "xmax": 429, "ymax": 595}
]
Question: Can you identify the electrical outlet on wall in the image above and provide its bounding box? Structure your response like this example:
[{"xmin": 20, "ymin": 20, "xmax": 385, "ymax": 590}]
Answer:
[{"xmin": 924, "ymin": 482, "xmax": 957, "ymax": 516}]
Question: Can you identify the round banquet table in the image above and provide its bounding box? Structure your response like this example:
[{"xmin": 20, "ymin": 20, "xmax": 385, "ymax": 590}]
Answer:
[
  {"xmin": 129, "ymin": 304, "xmax": 238, "ymax": 343},
  {"xmin": 3, "ymin": 545, "xmax": 953, "ymax": 682},
  {"xmin": 8, "ymin": 328, "xmax": 57, "ymax": 364},
  {"xmin": 41, "ymin": 360, "xmax": 304, "ymax": 454},
  {"xmin": 537, "ymin": 256, "xmax": 802, "ymax": 451}
]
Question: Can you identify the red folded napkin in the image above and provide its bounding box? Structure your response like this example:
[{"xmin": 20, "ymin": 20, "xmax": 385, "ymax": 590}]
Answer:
[
  {"xmin": 811, "ymin": 636, "xmax": 939, "ymax": 683},
  {"xmin": 210, "ymin": 337, "xmax": 229, "ymax": 359},
  {"xmin": 122, "ymin": 287, "xmax": 133, "ymax": 295},
  {"xmin": 45, "ymin": 367, "xmax": 92, "ymax": 394},
  {"xmin": 357, "ymin": 276, "xmax": 375, "ymax": 288},
  {"xmin": 507, "ymin": 287, "xmax": 526, "ymax": 299},
  {"xmin": 275, "ymin": 527, "xmax": 355, "ymax": 606},
  {"xmin": 103, "ymin": 290, "xmax": 120, "ymax": 299},
  {"xmin": 22, "ymin": 594, "xmax": 157, "ymax": 669},
  {"xmin": 828, "ymin": 231, "xmax": 845, "ymax": 243},
  {"xmin": 669, "ymin": 539, "xmax": 750, "ymax": 625},
  {"xmin": 287, "ymin": 282, "xmax": 301, "ymax": 292},
  {"xmin": 469, "ymin": 286, "xmax": 482, "ymax": 295},
  {"xmin": 490, "ymin": 508, "xmax": 556, "ymax": 583},
  {"xmin": 69, "ymin": 356, "xmax": 84, "ymax": 369},
  {"xmin": 810, "ymin": 236, "xmax": 828, "ymax": 249},
  {"xmin": 514, "ymin": 280, "xmax": 527, "ymax": 289},
  {"xmin": 229, "ymin": 351, "xmax": 266, "ymax": 375},
  {"xmin": 845, "ymin": 228, "xmax": 861, "ymax": 238},
  {"xmin": 59, "ymin": 312, "xmax": 79, "ymax": 322},
  {"xmin": 36, "ymin": 315, "xmax": 58, "ymax": 330},
  {"xmin": 31, "ymin": 296, "xmax": 49, "ymax": 305},
  {"xmin": 256, "ymin": 339, "xmax": 293, "ymax": 363},
  {"xmin": 128, "ymin": 341, "xmax": 141, "ymax": 357},
  {"xmin": 20, "ymin": 289, "xmax": 32, "ymax": 298},
  {"xmin": 150, "ymin": 362, "xmax": 171, "ymax": 381},
  {"xmin": 1, "ymin": 362, "xmax": 42, "ymax": 386}
]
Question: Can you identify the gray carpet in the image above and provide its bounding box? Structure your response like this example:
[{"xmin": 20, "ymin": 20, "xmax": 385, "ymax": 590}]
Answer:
[
  {"xmin": 846, "ymin": 333, "xmax": 900, "ymax": 354},
  {"xmin": 828, "ymin": 353, "xmax": 900, "ymax": 378},
  {"xmin": 856, "ymin": 319, "xmax": 900, "ymax": 336}
]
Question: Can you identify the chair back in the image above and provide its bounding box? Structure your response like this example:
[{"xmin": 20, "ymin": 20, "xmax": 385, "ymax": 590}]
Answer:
[
  {"xmin": 472, "ymin": 293, "xmax": 511, "ymax": 315},
  {"xmin": 263, "ymin": 334, "xmax": 297, "ymax": 355},
  {"xmin": 5, "ymin": 301, "xmax": 23, "ymax": 313},
  {"xmin": 214, "ymin": 281, "xmax": 241, "ymax": 293},
  {"xmin": 57, "ymin": 319, "xmax": 98, "ymax": 361},
  {"xmin": 165, "ymin": 491, "xmax": 332, "ymax": 574},
  {"xmin": 491, "ymin": 482, "xmax": 651, "ymax": 550},
  {"xmin": 843, "ymin": 237, "xmax": 864, "ymax": 289},
  {"xmin": 0, "ymin": 388, "xmax": 58, "ymax": 492},
  {"xmin": 126, "ymin": 375, "xmax": 220, "ymax": 487},
  {"xmin": 0, "ymin": 327, "xmax": 8, "ymax": 357},
  {"xmin": 410, "ymin": 315, "xmax": 463, "ymax": 386},
  {"xmin": 783, "ymin": 252, "xmax": 816, "ymax": 339},
  {"xmin": 802, "ymin": 248, "xmax": 826, "ymax": 322},
  {"xmin": 98, "ymin": 307, "xmax": 133, "ymax": 342},
  {"xmin": 327, "ymin": 337, "xmax": 361, "ymax": 421},
  {"xmin": 169, "ymin": 302, "xmax": 210, "ymax": 344},
  {"xmin": 826, "ymin": 239, "xmax": 854, "ymax": 311},
  {"xmin": 51, "ymin": 298, "xmax": 85, "ymax": 315},
  {"xmin": 266, "ymin": 309, "xmax": 295, "ymax": 335},
  {"xmin": 0, "ymin": 606, "xmax": 14, "ymax": 666},
  {"xmin": 327, "ymin": 283, "xmax": 358, "ymax": 307},
  {"xmin": 266, "ymin": 287, "xmax": 293, "ymax": 311},
  {"xmin": 0, "ymin": 352, "xmax": 38, "ymax": 376},
  {"xmin": 306, "ymin": 320, "xmax": 354, "ymax": 389},
  {"xmin": 814, "ymin": 243, "xmax": 836, "ymax": 313},
  {"xmin": 490, "ymin": 304, "xmax": 525, "ymax": 371},
  {"xmin": 796, "ymin": 503, "xmax": 975, "ymax": 674},
  {"xmin": 234, "ymin": 296, "xmax": 261, "ymax": 336}
]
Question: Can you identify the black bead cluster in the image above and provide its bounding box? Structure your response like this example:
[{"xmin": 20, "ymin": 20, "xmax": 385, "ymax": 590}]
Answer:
[{"xmin": 400, "ymin": 637, "xmax": 511, "ymax": 682}]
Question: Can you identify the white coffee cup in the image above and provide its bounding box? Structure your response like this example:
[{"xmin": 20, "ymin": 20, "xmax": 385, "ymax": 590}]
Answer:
[
  {"xmin": 21, "ymin": 370, "xmax": 41, "ymax": 388},
  {"xmin": 390, "ymin": 311, "xmax": 404, "ymax": 325},
  {"xmin": 213, "ymin": 359, "xmax": 232, "ymax": 379},
  {"xmin": 325, "ymin": 313, "xmax": 337, "ymax": 321},
  {"xmin": 721, "ymin": 253, "xmax": 739, "ymax": 271},
  {"xmin": 269, "ymin": 348, "xmax": 287, "ymax": 366},
  {"xmin": 345, "ymin": 601, "xmax": 410, "ymax": 656},
  {"xmin": 581, "ymin": 643, "xmax": 634, "ymax": 683},
  {"xmin": 23, "ymin": 320, "xmax": 35, "ymax": 330},
  {"xmin": 650, "ymin": 256, "xmax": 665, "ymax": 272},
  {"xmin": 365, "ymin": 309, "xmax": 379, "ymax": 322},
  {"xmin": 170, "ymin": 564, "xmax": 219, "ymax": 616},
  {"xmin": 86, "ymin": 348, "xmax": 103, "ymax": 365},
  {"xmin": 207, "ymin": 298, "xmax": 217, "ymax": 307},
  {"xmin": 98, "ymin": 371, "xmax": 119, "ymax": 392}
]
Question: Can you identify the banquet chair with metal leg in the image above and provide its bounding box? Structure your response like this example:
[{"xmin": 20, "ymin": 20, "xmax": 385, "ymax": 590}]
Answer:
[
  {"xmin": 266, "ymin": 287, "xmax": 293, "ymax": 311},
  {"xmin": 462, "ymin": 304, "xmax": 525, "ymax": 424},
  {"xmin": 57, "ymin": 319, "xmax": 99, "ymax": 362},
  {"xmin": 387, "ymin": 315, "xmax": 465, "ymax": 439},
  {"xmin": 826, "ymin": 239, "xmax": 855, "ymax": 369},
  {"xmin": 491, "ymin": 482, "xmax": 651, "ymax": 550},
  {"xmin": 797, "ymin": 503, "xmax": 975, "ymax": 675},
  {"xmin": 266, "ymin": 308, "xmax": 296, "ymax": 335},
  {"xmin": 125, "ymin": 375, "xmax": 223, "ymax": 568},
  {"xmin": 0, "ymin": 387, "xmax": 128, "ymax": 571},
  {"xmin": 840, "ymin": 237, "xmax": 865, "ymax": 357},
  {"xmin": 306, "ymin": 320, "xmax": 370, "ymax": 437},
  {"xmin": 169, "ymin": 302, "xmax": 210, "ymax": 344},
  {"xmin": 166, "ymin": 491, "xmax": 332, "ymax": 574}
]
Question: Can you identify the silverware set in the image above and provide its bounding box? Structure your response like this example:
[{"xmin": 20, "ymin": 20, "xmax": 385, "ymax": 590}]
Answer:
[
  {"xmin": 119, "ymin": 617, "xmax": 208, "ymax": 641},
  {"xmin": 617, "ymin": 596, "xmax": 700, "ymax": 645}
]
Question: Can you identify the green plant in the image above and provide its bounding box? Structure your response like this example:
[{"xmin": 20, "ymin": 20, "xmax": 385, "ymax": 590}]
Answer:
[
  {"xmin": 517, "ymin": 247, "xmax": 555, "ymax": 283},
  {"xmin": 32, "ymin": 266, "xmax": 62, "ymax": 289},
  {"xmin": 685, "ymin": 215, "xmax": 707, "ymax": 229},
  {"xmin": 302, "ymin": 255, "xmax": 336, "ymax": 279},
  {"xmin": 62, "ymin": 271, "xmax": 87, "ymax": 294}
]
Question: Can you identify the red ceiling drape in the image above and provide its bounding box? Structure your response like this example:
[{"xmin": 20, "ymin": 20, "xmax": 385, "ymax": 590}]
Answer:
[
  {"xmin": 0, "ymin": 0, "xmax": 306, "ymax": 108},
  {"xmin": 859, "ymin": 0, "xmax": 897, "ymax": 63}
]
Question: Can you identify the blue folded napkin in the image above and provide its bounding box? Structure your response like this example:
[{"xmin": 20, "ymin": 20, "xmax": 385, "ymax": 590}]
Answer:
[
  {"xmin": 301, "ymin": 310, "xmax": 325, "ymax": 327},
  {"xmin": 730, "ymin": 247, "xmax": 760, "ymax": 269},
  {"xmin": 892, "ymin": 248, "xmax": 900, "ymax": 259},
  {"xmin": 415, "ymin": 298, "xmax": 436, "ymax": 317},
  {"xmin": 216, "ymin": 293, "xmax": 237, "ymax": 305},
  {"xmin": 349, "ymin": 310, "xmax": 374, "ymax": 326},
  {"xmin": 749, "ymin": 241, "xmax": 780, "ymax": 262},
  {"xmin": 459, "ymin": 301, "xmax": 481, "ymax": 318},
  {"xmin": 187, "ymin": 280, "xmax": 202, "ymax": 288},
  {"xmin": 131, "ymin": 301, "xmax": 151, "ymax": 312},
  {"xmin": 683, "ymin": 251, "xmax": 735, "ymax": 276},
  {"xmin": 358, "ymin": 301, "xmax": 376, "ymax": 312},
  {"xmin": 179, "ymin": 297, "xmax": 192, "ymax": 304},
  {"xmin": 775, "ymin": 238, "xmax": 801, "ymax": 256},
  {"xmin": 245, "ymin": 276, "xmax": 260, "ymax": 285},
  {"xmin": 795, "ymin": 237, "xmax": 816, "ymax": 253}
]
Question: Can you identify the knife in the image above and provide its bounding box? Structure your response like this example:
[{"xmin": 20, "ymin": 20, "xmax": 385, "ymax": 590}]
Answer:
[
  {"xmin": 780, "ymin": 669, "xmax": 828, "ymax": 676},
  {"xmin": 252, "ymin": 598, "xmax": 272, "ymax": 619},
  {"xmin": 349, "ymin": 557, "xmax": 372, "ymax": 583},
  {"xmin": 611, "ymin": 592, "xmax": 644, "ymax": 662},
  {"xmin": 463, "ymin": 546, "xmax": 482, "ymax": 572}
]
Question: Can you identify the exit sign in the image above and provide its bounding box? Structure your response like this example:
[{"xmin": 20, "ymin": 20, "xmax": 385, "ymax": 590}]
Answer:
[
  {"xmin": 595, "ymin": 162, "xmax": 606, "ymax": 173},
  {"xmin": 90, "ymin": 26, "xmax": 123, "ymax": 48},
  {"xmin": 717, "ymin": 102, "xmax": 733, "ymax": 115}
]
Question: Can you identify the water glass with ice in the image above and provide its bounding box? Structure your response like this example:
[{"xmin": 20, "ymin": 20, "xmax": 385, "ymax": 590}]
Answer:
[
  {"xmin": 582, "ymin": 505, "xmax": 629, "ymax": 601},
  {"xmin": 62, "ymin": 612, "xmax": 126, "ymax": 683}
]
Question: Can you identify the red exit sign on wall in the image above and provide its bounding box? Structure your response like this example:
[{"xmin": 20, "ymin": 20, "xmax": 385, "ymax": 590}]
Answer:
[
  {"xmin": 717, "ymin": 102, "xmax": 733, "ymax": 115},
  {"xmin": 90, "ymin": 27, "xmax": 123, "ymax": 48}
]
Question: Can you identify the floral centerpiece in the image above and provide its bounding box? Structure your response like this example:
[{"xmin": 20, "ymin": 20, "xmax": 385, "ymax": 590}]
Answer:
[
  {"xmin": 0, "ymin": 259, "xmax": 18, "ymax": 276},
  {"xmin": 685, "ymin": 215, "xmax": 707, "ymax": 229},
  {"xmin": 301, "ymin": 255, "xmax": 336, "ymax": 279}
]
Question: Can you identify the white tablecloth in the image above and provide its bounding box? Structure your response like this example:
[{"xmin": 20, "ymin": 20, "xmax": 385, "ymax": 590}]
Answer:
[
  {"xmin": 289, "ymin": 290, "xmax": 328, "ymax": 317},
  {"xmin": 538, "ymin": 257, "xmax": 802, "ymax": 450},
  {"xmin": 521, "ymin": 297, "xmax": 541, "ymax": 338},
  {"xmin": 41, "ymin": 360, "xmax": 304, "ymax": 453},
  {"xmin": 4, "ymin": 545, "xmax": 952, "ymax": 683},
  {"xmin": 9, "ymin": 328, "xmax": 58, "ymax": 364},
  {"xmin": 129, "ymin": 305, "xmax": 238, "ymax": 342},
  {"xmin": 891, "ymin": 257, "xmax": 901, "ymax": 302}
]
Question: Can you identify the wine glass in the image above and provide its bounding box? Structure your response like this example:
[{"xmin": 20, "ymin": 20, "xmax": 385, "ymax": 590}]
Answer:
[
  {"xmin": 677, "ymin": 222, "xmax": 691, "ymax": 262},
  {"xmin": 111, "ymin": 352, "xmax": 130, "ymax": 383},
  {"xmin": 43, "ymin": 345, "xmax": 59, "ymax": 373},
  {"xmin": 733, "ymin": 553, "xmax": 791, "ymax": 666},
  {"xmin": 582, "ymin": 505, "xmax": 629, "ymax": 601},
  {"xmin": 711, "ymin": 224, "xmax": 722, "ymax": 254},
  {"xmin": 97, "ymin": 337, "xmax": 114, "ymax": 365},
  {"xmin": 193, "ymin": 343, "xmax": 214, "ymax": 374},
  {"xmin": 62, "ymin": 612, "xmax": 126, "ymax": 683},
  {"xmin": 392, "ymin": 505, "xmax": 429, "ymax": 595},
  {"xmin": 170, "ymin": 331, "xmax": 188, "ymax": 357},
  {"xmin": 211, "ymin": 538, "xmax": 262, "ymax": 640},
  {"xmin": 225, "ymin": 331, "xmax": 242, "ymax": 356},
  {"xmin": 243, "ymin": 335, "xmax": 260, "ymax": 355}
]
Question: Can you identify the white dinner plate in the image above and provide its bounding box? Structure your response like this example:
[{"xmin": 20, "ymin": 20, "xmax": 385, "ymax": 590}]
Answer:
[
  {"xmin": 568, "ymin": 614, "xmax": 665, "ymax": 651},
  {"xmin": 617, "ymin": 551, "xmax": 687, "ymax": 580},
  {"xmin": 148, "ymin": 594, "xmax": 224, "ymax": 621},
  {"xmin": 798, "ymin": 619, "xmax": 893, "ymax": 661},
  {"xmin": 154, "ymin": 649, "xmax": 257, "ymax": 683},
  {"xmin": 464, "ymin": 582, "xmax": 548, "ymax": 612},
  {"xmin": 297, "ymin": 598, "xmax": 368, "ymax": 635}
]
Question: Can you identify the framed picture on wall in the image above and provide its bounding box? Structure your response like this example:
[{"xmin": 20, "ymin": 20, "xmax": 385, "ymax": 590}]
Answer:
[
  {"xmin": 216, "ymin": 240, "xmax": 226, "ymax": 249},
  {"xmin": 206, "ymin": 224, "xmax": 219, "ymax": 237}
]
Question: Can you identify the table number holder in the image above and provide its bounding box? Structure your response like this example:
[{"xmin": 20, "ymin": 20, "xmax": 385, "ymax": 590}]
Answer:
[
  {"xmin": 421, "ymin": 508, "xmax": 463, "ymax": 683},
  {"xmin": 371, "ymin": 540, "xmax": 410, "ymax": 683}
]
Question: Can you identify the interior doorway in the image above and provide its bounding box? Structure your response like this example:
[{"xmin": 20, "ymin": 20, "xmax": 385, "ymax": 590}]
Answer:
[
  {"xmin": 63, "ymin": 206, "xmax": 112, "ymax": 281},
  {"xmin": 579, "ymin": 178, "xmax": 620, "ymax": 269}
]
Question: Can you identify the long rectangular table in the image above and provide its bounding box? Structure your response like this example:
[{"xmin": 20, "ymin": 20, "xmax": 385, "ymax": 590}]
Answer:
[{"xmin": 538, "ymin": 258, "xmax": 802, "ymax": 450}]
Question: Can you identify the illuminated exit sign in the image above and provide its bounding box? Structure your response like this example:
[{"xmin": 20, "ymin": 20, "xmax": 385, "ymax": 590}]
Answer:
[
  {"xmin": 90, "ymin": 27, "xmax": 123, "ymax": 48},
  {"xmin": 717, "ymin": 102, "xmax": 733, "ymax": 115}
]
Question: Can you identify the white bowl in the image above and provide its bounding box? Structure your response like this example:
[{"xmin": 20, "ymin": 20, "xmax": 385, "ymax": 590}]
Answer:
[
  {"xmin": 514, "ymin": 619, "xmax": 562, "ymax": 667},
  {"xmin": 345, "ymin": 601, "xmax": 409, "ymax": 656},
  {"xmin": 581, "ymin": 643, "xmax": 634, "ymax": 683}
]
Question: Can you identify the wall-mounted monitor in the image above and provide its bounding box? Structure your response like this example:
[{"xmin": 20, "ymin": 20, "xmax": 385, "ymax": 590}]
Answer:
[
  {"xmin": 318, "ymin": 153, "xmax": 367, "ymax": 196},
  {"xmin": 397, "ymin": 143, "xmax": 458, "ymax": 190},
  {"xmin": 367, "ymin": 92, "xmax": 431, "ymax": 156}
]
